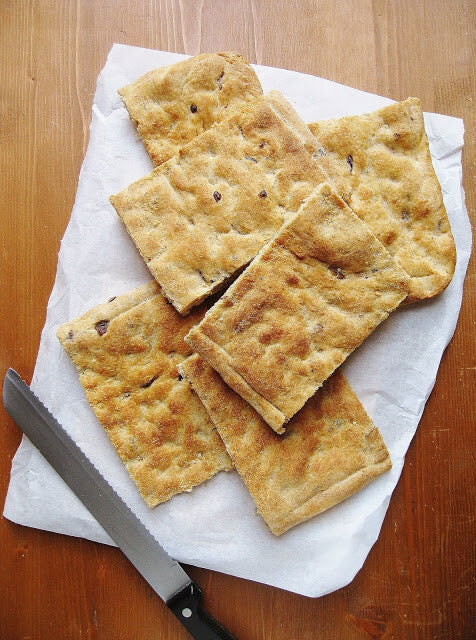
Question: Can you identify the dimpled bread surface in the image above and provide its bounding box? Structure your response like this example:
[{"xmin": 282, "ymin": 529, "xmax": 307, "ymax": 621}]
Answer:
[
  {"xmin": 179, "ymin": 355, "xmax": 392, "ymax": 536},
  {"xmin": 110, "ymin": 92, "xmax": 330, "ymax": 314},
  {"xmin": 57, "ymin": 281, "xmax": 232, "ymax": 508},
  {"xmin": 309, "ymin": 98, "xmax": 456, "ymax": 302},
  {"xmin": 118, "ymin": 51, "xmax": 263, "ymax": 166},
  {"xmin": 186, "ymin": 183, "xmax": 409, "ymax": 432}
]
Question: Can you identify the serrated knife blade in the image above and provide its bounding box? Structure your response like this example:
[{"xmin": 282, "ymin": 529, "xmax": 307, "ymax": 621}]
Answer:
[{"xmin": 3, "ymin": 368, "xmax": 236, "ymax": 640}]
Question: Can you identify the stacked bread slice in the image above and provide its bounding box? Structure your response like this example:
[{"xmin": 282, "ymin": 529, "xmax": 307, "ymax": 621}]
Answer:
[{"xmin": 58, "ymin": 53, "xmax": 455, "ymax": 535}]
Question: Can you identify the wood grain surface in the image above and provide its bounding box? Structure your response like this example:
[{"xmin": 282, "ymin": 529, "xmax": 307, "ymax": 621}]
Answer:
[{"xmin": 1, "ymin": 1, "xmax": 474, "ymax": 639}]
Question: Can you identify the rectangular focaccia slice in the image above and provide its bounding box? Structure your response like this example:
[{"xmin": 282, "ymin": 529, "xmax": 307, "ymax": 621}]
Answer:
[
  {"xmin": 308, "ymin": 98, "xmax": 456, "ymax": 302},
  {"xmin": 186, "ymin": 183, "xmax": 410, "ymax": 433},
  {"xmin": 118, "ymin": 51, "xmax": 263, "ymax": 167},
  {"xmin": 110, "ymin": 91, "xmax": 328, "ymax": 314},
  {"xmin": 56, "ymin": 281, "xmax": 232, "ymax": 508},
  {"xmin": 179, "ymin": 355, "xmax": 392, "ymax": 536}
]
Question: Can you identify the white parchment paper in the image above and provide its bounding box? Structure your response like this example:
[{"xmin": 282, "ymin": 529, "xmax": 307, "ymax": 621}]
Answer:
[{"xmin": 3, "ymin": 44, "xmax": 472, "ymax": 597}]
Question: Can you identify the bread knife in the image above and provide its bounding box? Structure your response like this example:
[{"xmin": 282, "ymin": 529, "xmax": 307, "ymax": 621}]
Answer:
[{"xmin": 3, "ymin": 368, "xmax": 236, "ymax": 640}]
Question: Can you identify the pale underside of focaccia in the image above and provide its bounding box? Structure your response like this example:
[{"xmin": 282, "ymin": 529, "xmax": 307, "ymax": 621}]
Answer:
[
  {"xmin": 178, "ymin": 355, "xmax": 392, "ymax": 536},
  {"xmin": 56, "ymin": 281, "xmax": 232, "ymax": 508},
  {"xmin": 309, "ymin": 98, "xmax": 456, "ymax": 302},
  {"xmin": 118, "ymin": 51, "xmax": 264, "ymax": 167},
  {"xmin": 186, "ymin": 183, "xmax": 410, "ymax": 432},
  {"xmin": 110, "ymin": 91, "xmax": 329, "ymax": 314}
]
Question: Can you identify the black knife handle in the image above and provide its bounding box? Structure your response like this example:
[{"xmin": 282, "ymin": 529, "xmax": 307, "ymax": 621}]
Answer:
[{"xmin": 167, "ymin": 582, "xmax": 237, "ymax": 640}]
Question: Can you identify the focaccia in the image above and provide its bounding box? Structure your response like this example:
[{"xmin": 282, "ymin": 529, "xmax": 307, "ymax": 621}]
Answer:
[
  {"xmin": 179, "ymin": 355, "xmax": 392, "ymax": 536},
  {"xmin": 56, "ymin": 281, "xmax": 232, "ymax": 508},
  {"xmin": 110, "ymin": 92, "xmax": 328, "ymax": 314},
  {"xmin": 119, "ymin": 52, "xmax": 263, "ymax": 166},
  {"xmin": 309, "ymin": 98, "xmax": 456, "ymax": 302},
  {"xmin": 186, "ymin": 183, "xmax": 409, "ymax": 432}
]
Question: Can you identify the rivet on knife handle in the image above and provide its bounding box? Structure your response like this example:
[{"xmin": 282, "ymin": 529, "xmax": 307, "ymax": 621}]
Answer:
[{"xmin": 167, "ymin": 582, "xmax": 237, "ymax": 640}]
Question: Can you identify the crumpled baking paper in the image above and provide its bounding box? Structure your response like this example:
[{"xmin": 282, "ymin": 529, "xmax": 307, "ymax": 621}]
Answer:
[{"xmin": 3, "ymin": 44, "xmax": 472, "ymax": 597}]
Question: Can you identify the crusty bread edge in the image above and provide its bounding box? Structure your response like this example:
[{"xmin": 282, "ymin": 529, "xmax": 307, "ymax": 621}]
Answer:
[
  {"xmin": 268, "ymin": 456, "xmax": 393, "ymax": 536},
  {"xmin": 56, "ymin": 281, "xmax": 160, "ymax": 343},
  {"xmin": 185, "ymin": 327, "xmax": 287, "ymax": 433}
]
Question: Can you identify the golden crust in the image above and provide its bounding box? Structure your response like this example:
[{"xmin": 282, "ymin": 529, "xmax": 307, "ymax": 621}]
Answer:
[
  {"xmin": 110, "ymin": 92, "xmax": 327, "ymax": 314},
  {"xmin": 119, "ymin": 52, "xmax": 263, "ymax": 166},
  {"xmin": 56, "ymin": 282, "xmax": 232, "ymax": 508},
  {"xmin": 179, "ymin": 355, "xmax": 392, "ymax": 536},
  {"xmin": 186, "ymin": 183, "xmax": 409, "ymax": 432},
  {"xmin": 309, "ymin": 98, "xmax": 456, "ymax": 301}
]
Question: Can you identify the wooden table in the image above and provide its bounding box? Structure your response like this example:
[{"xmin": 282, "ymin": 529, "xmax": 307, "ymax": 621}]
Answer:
[{"xmin": 1, "ymin": 2, "xmax": 474, "ymax": 638}]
